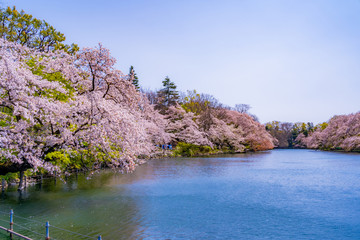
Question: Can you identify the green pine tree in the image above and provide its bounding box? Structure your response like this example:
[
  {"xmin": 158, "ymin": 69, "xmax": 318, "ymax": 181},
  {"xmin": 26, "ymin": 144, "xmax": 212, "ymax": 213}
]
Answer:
[
  {"xmin": 158, "ymin": 76, "xmax": 179, "ymax": 106},
  {"xmin": 129, "ymin": 66, "xmax": 140, "ymax": 90}
]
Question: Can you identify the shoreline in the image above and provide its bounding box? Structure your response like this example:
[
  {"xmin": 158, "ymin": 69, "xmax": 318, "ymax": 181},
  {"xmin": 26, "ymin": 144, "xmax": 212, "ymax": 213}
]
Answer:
[{"xmin": 2, "ymin": 147, "xmax": 359, "ymax": 190}]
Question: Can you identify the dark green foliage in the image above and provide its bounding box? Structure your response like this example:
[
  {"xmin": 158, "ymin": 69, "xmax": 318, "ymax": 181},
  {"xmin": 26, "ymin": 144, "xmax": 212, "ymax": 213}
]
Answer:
[
  {"xmin": 0, "ymin": 6, "xmax": 78, "ymax": 54},
  {"xmin": 157, "ymin": 76, "xmax": 179, "ymax": 106},
  {"xmin": 129, "ymin": 66, "xmax": 140, "ymax": 90}
]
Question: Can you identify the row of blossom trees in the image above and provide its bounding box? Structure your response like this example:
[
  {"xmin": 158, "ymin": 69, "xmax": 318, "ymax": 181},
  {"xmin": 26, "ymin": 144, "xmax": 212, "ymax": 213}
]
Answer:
[
  {"xmin": 0, "ymin": 40, "xmax": 167, "ymax": 188},
  {"xmin": 265, "ymin": 113, "xmax": 360, "ymax": 152},
  {"xmin": 295, "ymin": 113, "xmax": 360, "ymax": 151},
  {"xmin": 0, "ymin": 6, "xmax": 276, "ymax": 189},
  {"xmin": 159, "ymin": 90, "xmax": 275, "ymax": 153},
  {"xmin": 0, "ymin": 38, "xmax": 275, "ymax": 187}
]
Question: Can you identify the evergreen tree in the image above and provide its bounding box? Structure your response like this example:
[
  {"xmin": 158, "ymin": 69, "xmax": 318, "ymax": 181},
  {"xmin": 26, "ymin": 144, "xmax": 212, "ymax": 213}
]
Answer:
[
  {"xmin": 0, "ymin": 6, "xmax": 78, "ymax": 54},
  {"xmin": 129, "ymin": 65, "xmax": 140, "ymax": 90},
  {"xmin": 158, "ymin": 76, "xmax": 179, "ymax": 106}
]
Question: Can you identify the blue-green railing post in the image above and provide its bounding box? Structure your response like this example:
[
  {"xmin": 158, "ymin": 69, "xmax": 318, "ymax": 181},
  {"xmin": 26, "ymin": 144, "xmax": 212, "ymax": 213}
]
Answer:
[
  {"xmin": 45, "ymin": 221, "xmax": 50, "ymax": 240},
  {"xmin": 9, "ymin": 209, "xmax": 13, "ymax": 239},
  {"xmin": 98, "ymin": 235, "xmax": 102, "ymax": 240}
]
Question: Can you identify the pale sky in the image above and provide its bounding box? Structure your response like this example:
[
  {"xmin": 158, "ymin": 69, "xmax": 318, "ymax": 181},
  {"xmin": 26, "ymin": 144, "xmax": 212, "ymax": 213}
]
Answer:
[{"xmin": 3, "ymin": 0, "xmax": 360, "ymax": 124}]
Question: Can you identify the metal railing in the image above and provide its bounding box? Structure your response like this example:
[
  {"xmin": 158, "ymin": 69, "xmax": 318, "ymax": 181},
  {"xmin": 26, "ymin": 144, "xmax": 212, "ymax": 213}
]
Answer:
[{"xmin": 0, "ymin": 210, "xmax": 102, "ymax": 240}]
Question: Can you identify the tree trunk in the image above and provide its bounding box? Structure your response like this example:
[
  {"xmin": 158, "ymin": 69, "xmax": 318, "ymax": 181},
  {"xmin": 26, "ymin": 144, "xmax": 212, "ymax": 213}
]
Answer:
[{"xmin": 18, "ymin": 170, "xmax": 25, "ymax": 191}]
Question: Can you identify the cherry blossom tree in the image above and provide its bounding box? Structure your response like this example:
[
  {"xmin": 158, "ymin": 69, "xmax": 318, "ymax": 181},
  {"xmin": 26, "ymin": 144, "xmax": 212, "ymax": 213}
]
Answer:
[
  {"xmin": 70, "ymin": 44, "xmax": 157, "ymax": 171},
  {"xmin": 213, "ymin": 108, "xmax": 275, "ymax": 151},
  {"xmin": 0, "ymin": 41, "xmax": 165, "ymax": 189},
  {"xmin": 0, "ymin": 39, "xmax": 77, "ymax": 189},
  {"xmin": 164, "ymin": 105, "xmax": 212, "ymax": 146},
  {"xmin": 295, "ymin": 113, "xmax": 360, "ymax": 151}
]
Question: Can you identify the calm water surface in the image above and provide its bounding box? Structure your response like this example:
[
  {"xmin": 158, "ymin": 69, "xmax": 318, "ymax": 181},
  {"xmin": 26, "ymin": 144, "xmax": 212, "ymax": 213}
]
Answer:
[{"xmin": 1, "ymin": 149, "xmax": 360, "ymax": 239}]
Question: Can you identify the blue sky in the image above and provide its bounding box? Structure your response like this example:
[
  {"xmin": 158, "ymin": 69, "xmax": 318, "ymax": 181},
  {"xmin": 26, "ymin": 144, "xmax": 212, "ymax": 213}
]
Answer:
[{"xmin": 3, "ymin": 0, "xmax": 360, "ymax": 123}]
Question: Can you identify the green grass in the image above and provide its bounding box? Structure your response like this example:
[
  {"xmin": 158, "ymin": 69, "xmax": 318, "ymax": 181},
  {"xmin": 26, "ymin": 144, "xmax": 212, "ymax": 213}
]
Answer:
[{"xmin": 173, "ymin": 142, "xmax": 217, "ymax": 157}]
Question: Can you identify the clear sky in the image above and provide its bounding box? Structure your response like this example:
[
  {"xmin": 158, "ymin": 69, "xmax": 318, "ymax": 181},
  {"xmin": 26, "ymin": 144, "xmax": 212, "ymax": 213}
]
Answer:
[{"xmin": 2, "ymin": 0, "xmax": 360, "ymax": 124}]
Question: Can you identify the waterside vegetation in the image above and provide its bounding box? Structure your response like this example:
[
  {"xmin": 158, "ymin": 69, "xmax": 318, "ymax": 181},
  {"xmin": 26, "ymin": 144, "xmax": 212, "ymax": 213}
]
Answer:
[
  {"xmin": 0, "ymin": 6, "xmax": 275, "ymax": 189},
  {"xmin": 0, "ymin": 6, "xmax": 359, "ymax": 190}
]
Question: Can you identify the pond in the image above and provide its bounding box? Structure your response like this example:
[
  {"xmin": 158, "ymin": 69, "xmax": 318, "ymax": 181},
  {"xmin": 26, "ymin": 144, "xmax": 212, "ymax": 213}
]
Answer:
[{"xmin": 1, "ymin": 149, "xmax": 360, "ymax": 239}]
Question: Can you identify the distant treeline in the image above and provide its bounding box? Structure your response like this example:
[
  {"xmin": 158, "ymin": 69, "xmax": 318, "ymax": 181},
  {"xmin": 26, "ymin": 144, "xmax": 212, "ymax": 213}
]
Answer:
[{"xmin": 265, "ymin": 113, "xmax": 360, "ymax": 152}]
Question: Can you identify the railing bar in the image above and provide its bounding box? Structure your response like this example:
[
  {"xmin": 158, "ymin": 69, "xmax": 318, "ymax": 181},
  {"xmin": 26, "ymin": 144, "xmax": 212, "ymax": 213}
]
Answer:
[
  {"xmin": 0, "ymin": 225, "xmax": 33, "ymax": 240},
  {"xmin": 0, "ymin": 211, "xmax": 99, "ymax": 239},
  {"xmin": 0, "ymin": 218, "xmax": 43, "ymax": 238}
]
